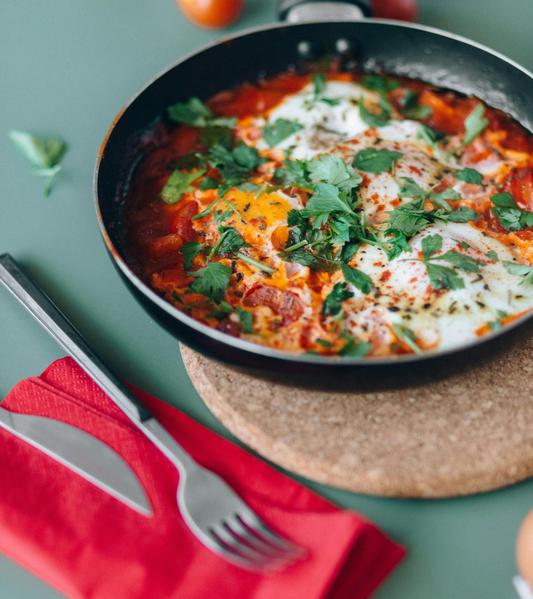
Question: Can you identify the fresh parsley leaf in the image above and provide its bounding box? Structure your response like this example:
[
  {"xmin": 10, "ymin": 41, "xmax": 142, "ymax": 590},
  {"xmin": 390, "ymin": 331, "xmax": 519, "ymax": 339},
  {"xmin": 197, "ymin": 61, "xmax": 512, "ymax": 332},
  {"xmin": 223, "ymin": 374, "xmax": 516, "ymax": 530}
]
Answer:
[
  {"xmin": 429, "ymin": 187, "xmax": 461, "ymax": 211},
  {"xmin": 352, "ymin": 148, "xmax": 403, "ymax": 175},
  {"xmin": 503, "ymin": 261, "xmax": 533, "ymax": 285},
  {"xmin": 205, "ymin": 301, "xmax": 234, "ymax": 320},
  {"xmin": 384, "ymin": 229, "xmax": 411, "ymax": 260},
  {"xmin": 210, "ymin": 210, "xmax": 249, "ymax": 257},
  {"xmin": 340, "ymin": 262, "xmax": 372, "ymax": 294},
  {"xmin": 462, "ymin": 103, "xmax": 489, "ymax": 146},
  {"xmin": 337, "ymin": 335, "xmax": 372, "ymax": 357},
  {"xmin": 486, "ymin": 250, "xmax": 499, "ymax": 261},
  {"xmin": 425, "ymin": 263, "xmax": 465, "ymax": 290},
  {"xmin": 209, "ymin": 141, "xmax": 267, "ymax": 188},
  {"xmin": 181, "ymin": 241, "xmax": 204, "ymax": 270},
  {"xmin": 359, "ymin": 96, "xmax": 390, "ymax": 128},
  {"xmin": 316, "ymin": 338, "xmax": 333, "ymax": 348},
  {"xmin": 301, "ymin": 182, "xmax": 354, "ymax": 221},
  {"xmin": 421, "ymin": 234, "xmax": 443, "ymax": 261},
  {"xmin": 398, "ymin": 177, "xmax": 426, "ymax": 199},
  {"xmin": 237, "ymin": 182, "xmax": 261, "ymax": 193},
  {"xmin": 454, "ymin": 239, "xmax": 470, "ymax": 250},
  {"xmin": 236, "ymin": 306, "xmax": 255, "ymax": 333},
  {"xmin": 236, "ymin": 252, "xmax": 277, "ymax": 274},
  {"xmin": 307, "ymin": 154, "xmax": 362, "ymax": 190},
  {"xmin": 339, "ymin": 241, "xmax": 362, "ymax": 263},
  {"xmin": 418, "ymin": 123, "xmax": 446, "ymax": 146},
  {"xmin": 491, "ymin": 207, "xmax": 524, "ymax": 231},
  {"xmin": 167, "ymin": 97, "xmax": 237, "ymax": 129},
  {"xmin": 386, "ymin": 202, "xmax": 430, "ymax": 236},
  {"xmin": 199, "ymin": 126, "xmax": 234, "ymax": 149},
  {"xmin": 9, "ymin": 129, "xmax": 67, "ymax": 196},
  {"xmin": 455, "ymin": 168, "xmax": 483, "ymax": 185},
  {"xmin": 491, "ymin": 192, "xmax": 519, "ymax": 208},
  {"xmin": 160, "ymin": 168, "xmax": 205, "ymax": 204},
  {"xmin": 401, "ymin": 89, "xmax": 433, "ymax": 120},
  {"xmin": 281, "ymin": 248, "xmax": 340, "ymax": 272},
  {"xmin": 263, "ymin": 118, "xmax": 304, "ymax": 147},
  {"xmin": 446, "ymin": 206, "xmax": 481, "ymax": 223},
  {"xmin": 273, "ymin": 158, "xmax": 310, "ymax": 187},
  {"xmin": 437, "ymin": 250, "xmax": 484, "ymax": 273},
  {"xmin": 392, "ymin": 324, "xmax": 423, "ymax": 355},
  {"xmin": 187, "ymin": 261, "xmax": 232, "ymax": 303},
  {"xmin": 198, "ymin": 177, "xmax": 220, "ymax": 190},
  {"xmin": 360, "ymin": 75, "xmax": 400, "ymax": 95},
  {"xmin": 312, "ymin": 74, "xmax": 327, "ymax": 97},
  {"xmin": 322, "ymin": 282, "xmax": 354, "ymax": 319}
]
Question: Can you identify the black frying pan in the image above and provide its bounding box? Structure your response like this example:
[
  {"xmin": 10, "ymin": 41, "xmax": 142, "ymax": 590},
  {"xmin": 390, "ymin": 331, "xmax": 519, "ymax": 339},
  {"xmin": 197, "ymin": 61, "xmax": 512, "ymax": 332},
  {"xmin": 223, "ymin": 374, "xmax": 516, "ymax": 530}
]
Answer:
[{"xmin": 94, "ymin": 0, "xmax": 533, "ymax": 390}]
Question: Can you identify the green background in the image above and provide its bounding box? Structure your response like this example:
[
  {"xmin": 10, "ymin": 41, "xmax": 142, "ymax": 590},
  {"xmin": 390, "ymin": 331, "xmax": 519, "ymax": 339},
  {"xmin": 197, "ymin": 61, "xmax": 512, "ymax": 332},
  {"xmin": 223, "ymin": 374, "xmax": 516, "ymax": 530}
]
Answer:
[{"xmin": 1, "ymin": 1, "xmax": 533, "ymax": 597}]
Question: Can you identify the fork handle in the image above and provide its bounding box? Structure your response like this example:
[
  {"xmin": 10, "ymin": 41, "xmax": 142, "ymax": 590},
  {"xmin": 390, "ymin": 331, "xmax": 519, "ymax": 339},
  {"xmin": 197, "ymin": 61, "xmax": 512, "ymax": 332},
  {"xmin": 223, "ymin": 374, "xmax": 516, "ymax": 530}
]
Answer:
[{"xmin": 0, "ymin": 253, "xmax": 196, "ymax": 472}]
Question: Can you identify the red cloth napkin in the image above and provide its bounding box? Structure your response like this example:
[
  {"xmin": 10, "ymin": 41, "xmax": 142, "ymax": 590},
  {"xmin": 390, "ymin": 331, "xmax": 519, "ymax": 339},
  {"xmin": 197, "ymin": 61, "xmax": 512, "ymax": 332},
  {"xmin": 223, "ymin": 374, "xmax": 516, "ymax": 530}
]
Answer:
[{"xmin": 0, "ymin": 357, "xmax": 405, "ymax": 599}]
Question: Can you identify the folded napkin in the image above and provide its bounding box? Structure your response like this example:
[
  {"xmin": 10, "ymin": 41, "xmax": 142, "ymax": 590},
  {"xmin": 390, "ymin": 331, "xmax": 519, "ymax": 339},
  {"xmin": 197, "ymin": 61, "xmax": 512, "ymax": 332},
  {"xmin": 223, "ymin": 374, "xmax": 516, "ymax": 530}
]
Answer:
[{"xmin": 0, "ymin": 357, "xmax": 405, "ymax": 599}]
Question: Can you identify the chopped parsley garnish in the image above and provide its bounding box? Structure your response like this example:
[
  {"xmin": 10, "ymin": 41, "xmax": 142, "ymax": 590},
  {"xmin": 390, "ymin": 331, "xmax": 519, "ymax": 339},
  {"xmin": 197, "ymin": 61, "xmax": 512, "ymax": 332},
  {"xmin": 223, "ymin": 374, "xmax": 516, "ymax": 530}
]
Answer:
[
  {"xmin": 181, "ymin": 241, "xmax": 204, "ymax": 270},
  {"xmin": 160, "ymin": 168, "xmax": 205, "ymax": 204},
  {"xmin": 418, "ymin": 123, "xmax": 447, "ymax": 147},
  {"xmin": 322, "ymin": 282, "xmax": 354, "ymax": 320},
  {"xmin": 487, "ymin": 310, "xmax": 509, "ymax": 333},
  {"xmin": 340, "ymin": 262, "xmax": 373, "ymax": 294},
  {"xmin": 310, "ymin": 74, "xmax": 341, "ymax": 106},
  {"xmin": 446, "ymin": 103, "xmax": 488, "ymax": 159},
  {"xmin": 167, "ymin": 97, "xmax": 237, "ymax": 129},
  {"xmin": 352, "ymin": 148, "xmax": 403, "ymax": 175},
  {"xmin": 490, "ymin": 191, "xmax": 533, "ymax": 231},
  {"xmin": 359, "ymin": 96, "xmax": 390, "ymax": 128},
  {"xmin": 337, "ymin": 333, "xmax": 371, "ymax": 357},
  {"xmin": 187, "ymin": 261, "xmax": 232, "ymax": 305},
  {"xmin": 198, "ymin": 177, "xmax": 220, "ymax": 191},
  {"xmin": 486, "ymin": 250, "xmax": 499, "ymax": 262},
  {"xmin": 236, "ymin": 252, "xmax": 276, "ymax": 274},
  {"xmin": 386, "ymin": 177, "xmax": 480, "ymax": 238},
  {"xmin": 401, "ymin": 89, "xmax": 433, "ymax": 120},
  {"xmin": 236, "ymin": 306, "xmax": 255, "ymax": 334},
  {"xmin": 413, "ymin": 233, "xmax": 485, "ymax": 290},
  {"xmin": 209, "ymin": 210, "xmax": 249, "ymax": 259},
  {"xmin": 262, "ymin": 119, "xmax": 304, "ymax": 147},
  {"xmin": 9, "ymin": 129, "xmax": 67, "ymax": 196},
  {"xmin": 455, "ymin": 168, "xmax": 484, "ymax": 185},
  {"xmin": 392, "ymin": 324, "xmax": 423, "ymax": 355},
  {"xmin": 503, "ymin": 261, "xmax": 533, "ymax": 285}
]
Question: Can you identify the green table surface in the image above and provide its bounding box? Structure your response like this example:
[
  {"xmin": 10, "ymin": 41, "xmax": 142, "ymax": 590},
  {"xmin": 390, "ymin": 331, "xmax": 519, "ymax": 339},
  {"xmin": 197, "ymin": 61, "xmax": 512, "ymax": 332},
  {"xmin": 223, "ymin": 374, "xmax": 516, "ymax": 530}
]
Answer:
[{"xmin": 2, "ymin": 1, "xmax": 533, "ymax": 597}]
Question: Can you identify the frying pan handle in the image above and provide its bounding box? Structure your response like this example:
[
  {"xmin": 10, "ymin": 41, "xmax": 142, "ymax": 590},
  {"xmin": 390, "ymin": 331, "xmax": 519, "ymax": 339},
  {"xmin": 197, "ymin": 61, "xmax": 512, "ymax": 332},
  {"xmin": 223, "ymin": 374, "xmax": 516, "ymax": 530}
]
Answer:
[{"xmin": 278, "ymin": 0, "xmax": 372, "ymax": 22}]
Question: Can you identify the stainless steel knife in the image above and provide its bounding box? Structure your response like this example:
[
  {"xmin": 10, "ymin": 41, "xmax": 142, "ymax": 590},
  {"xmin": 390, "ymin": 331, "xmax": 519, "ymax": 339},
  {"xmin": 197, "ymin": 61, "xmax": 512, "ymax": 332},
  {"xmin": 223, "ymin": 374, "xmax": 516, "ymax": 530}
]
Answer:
[{"xmin": 0, "ymin": 403, "xmax": 152, "ymax": 516}]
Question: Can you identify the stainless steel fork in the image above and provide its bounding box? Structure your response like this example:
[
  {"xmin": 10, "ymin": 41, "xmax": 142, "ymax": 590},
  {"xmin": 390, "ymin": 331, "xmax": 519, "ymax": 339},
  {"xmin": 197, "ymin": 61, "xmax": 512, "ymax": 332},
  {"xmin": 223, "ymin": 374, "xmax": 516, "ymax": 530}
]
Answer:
[{"xmin": 0, "ymin": 253, "xmax": 304, "ymax": 571}]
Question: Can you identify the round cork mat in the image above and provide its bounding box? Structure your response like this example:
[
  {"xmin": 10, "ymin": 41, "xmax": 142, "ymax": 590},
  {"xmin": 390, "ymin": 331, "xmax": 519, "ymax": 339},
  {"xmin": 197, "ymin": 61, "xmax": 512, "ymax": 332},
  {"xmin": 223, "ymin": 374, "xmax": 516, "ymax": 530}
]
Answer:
[{"xmin": 181, "ymin": 338, "xmax": 533, "ymax": 498}]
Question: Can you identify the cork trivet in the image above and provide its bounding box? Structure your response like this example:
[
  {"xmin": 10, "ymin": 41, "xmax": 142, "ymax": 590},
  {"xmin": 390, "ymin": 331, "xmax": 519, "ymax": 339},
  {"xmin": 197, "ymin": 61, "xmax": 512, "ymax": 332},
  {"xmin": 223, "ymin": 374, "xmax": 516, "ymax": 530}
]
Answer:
[{"xmin": 181, "ymin": 338, "xmax": 533, "ymax": 498}]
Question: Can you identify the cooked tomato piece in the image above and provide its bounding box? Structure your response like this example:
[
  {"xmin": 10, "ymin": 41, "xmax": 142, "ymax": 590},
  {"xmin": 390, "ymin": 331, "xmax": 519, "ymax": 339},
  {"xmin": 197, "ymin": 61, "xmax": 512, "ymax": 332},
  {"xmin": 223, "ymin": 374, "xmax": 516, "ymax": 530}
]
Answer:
[
  {"xmin": 243, "ymin": 286, "xmax": 304, "ymax": 326},
  {"xmin": 504, "ymin": 168, "xmax": 533, "ymax": 212},
  {"xmin": 146, "ymin": 233, "xmax": 183, "ymax": 260},
  {"xmin": 171, "ymin": 200, "xmax": 199, "ymax": 242}
]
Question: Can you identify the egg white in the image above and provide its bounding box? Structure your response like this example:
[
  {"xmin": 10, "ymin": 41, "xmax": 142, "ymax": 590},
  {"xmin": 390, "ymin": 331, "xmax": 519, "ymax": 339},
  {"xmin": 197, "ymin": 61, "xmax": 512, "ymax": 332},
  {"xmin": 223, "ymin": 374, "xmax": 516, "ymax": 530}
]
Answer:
[{"xmin": 261, "ymin": 80, "xmax": 533, "ymax": 353}]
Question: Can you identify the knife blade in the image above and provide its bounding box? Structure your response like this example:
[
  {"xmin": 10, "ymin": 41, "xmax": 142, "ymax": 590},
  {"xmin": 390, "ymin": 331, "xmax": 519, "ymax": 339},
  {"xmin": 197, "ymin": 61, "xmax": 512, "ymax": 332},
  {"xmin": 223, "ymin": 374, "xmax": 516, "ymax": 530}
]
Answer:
[{"xmin": 0, "ymin": 404, "xmax": 152, "ymax": 516}]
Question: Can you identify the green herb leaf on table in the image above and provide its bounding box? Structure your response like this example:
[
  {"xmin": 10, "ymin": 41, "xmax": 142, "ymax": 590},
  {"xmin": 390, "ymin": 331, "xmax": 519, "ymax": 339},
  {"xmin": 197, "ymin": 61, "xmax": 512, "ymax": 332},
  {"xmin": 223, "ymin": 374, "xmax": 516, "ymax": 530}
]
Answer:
[
  {"xmin": 262, "ymin": 119, "xmax": 304, "ymax": 148},
  {"xmin": 352, "ymin": 148, "xmax": 403, "ymax": 175},
  {"xmin": 160, "ymin": 168, "xmax": 205, "ymax": 205},
  {"xmin": 9, "ymin": 130, "xmax": 67, "ymax": 196}
]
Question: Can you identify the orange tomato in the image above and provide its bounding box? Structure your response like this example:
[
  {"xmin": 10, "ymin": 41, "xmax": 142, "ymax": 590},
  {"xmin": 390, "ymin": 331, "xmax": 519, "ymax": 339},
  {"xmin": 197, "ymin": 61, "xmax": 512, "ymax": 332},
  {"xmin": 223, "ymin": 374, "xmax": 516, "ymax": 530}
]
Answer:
[{"xmin": 177, "ymin": 0, "xmax": 245, "ymax": 29}]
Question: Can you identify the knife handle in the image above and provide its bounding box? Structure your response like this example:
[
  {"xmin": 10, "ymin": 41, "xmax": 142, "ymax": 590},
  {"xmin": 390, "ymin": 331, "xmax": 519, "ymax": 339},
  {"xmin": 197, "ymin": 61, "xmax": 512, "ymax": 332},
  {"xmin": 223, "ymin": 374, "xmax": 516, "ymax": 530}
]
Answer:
[{"xmin": 0, "ymin": 253, "xmax": 151, "ymax": 423}]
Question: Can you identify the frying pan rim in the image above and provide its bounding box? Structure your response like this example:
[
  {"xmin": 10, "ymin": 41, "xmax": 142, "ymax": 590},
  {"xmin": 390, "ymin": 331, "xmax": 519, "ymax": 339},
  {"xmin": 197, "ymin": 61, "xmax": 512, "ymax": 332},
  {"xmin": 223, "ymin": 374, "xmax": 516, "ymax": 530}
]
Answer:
[{"xmin": 94, "ymin": 17, "xmax": 533, "ymax": 368}]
